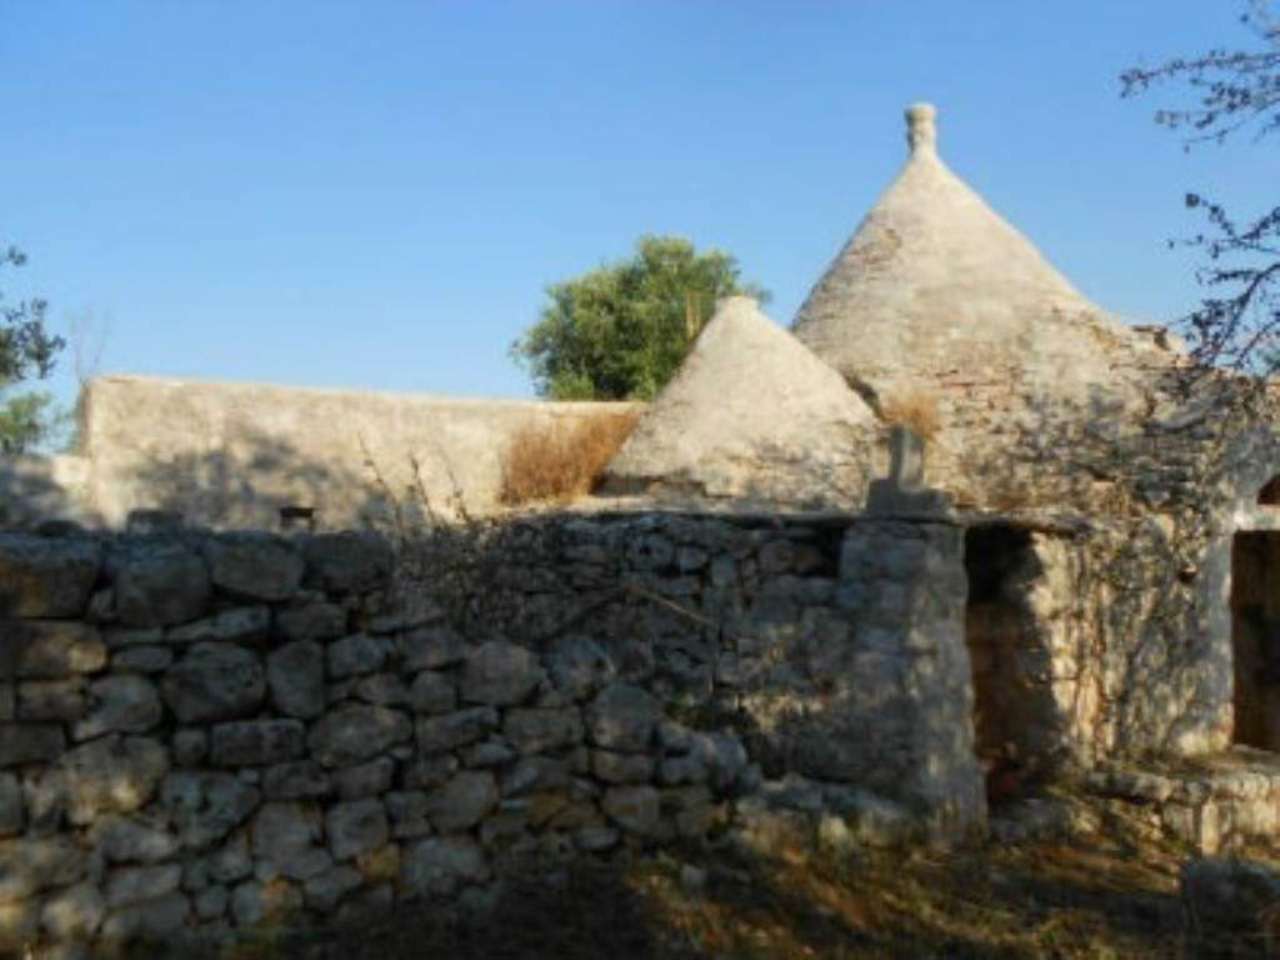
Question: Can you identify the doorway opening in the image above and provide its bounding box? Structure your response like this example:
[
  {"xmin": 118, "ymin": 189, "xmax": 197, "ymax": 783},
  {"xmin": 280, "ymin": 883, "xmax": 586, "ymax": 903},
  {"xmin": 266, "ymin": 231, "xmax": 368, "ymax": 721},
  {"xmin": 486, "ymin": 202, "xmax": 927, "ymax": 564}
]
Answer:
[
  {"xmin": 964, "ymin": 523, "xmax": 1053, "ymax": 804},
  {"xmin": 1231, "ymin": 532, "xmax": 1280, "ymax": 750}
]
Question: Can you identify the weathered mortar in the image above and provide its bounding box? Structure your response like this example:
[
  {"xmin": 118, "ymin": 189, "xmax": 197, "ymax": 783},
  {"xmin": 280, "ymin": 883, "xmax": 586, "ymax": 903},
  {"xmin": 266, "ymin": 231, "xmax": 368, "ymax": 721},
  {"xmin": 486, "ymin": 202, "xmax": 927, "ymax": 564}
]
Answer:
[{"xmin": 0, "ymin": 505, "xmax": 984, "ymax": 955}]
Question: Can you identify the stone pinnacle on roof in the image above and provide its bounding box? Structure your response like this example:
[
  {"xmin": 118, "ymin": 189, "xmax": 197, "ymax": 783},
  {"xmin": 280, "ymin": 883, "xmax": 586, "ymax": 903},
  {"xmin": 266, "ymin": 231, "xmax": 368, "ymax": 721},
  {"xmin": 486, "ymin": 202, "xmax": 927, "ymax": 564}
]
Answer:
[
  {"xmin": 790, "ymin": 102, "xmax": 1126, "ymax": 403},
  {"xmin": 906, "ymin": 102, "xmax": 936, "ymax": 155},
  {"xmin": 599, "ymin": 295, "xmax": 880, "ymax": 509}
]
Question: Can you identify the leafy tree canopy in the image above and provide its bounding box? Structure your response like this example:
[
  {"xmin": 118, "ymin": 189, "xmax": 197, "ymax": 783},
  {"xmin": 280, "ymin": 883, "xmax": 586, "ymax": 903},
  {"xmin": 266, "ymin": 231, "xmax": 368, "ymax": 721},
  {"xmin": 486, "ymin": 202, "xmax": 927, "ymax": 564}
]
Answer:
[
  {"xmin": 1, "ymin": 244, "xmax": 65, "ymax": 453},
  {"xmin": 1122, "ymin": 1, "xmax": 1279, "ymax": 386},
  {"xmin": 512, "ymin": 235, "xmax": 770, "ymax": 400}
]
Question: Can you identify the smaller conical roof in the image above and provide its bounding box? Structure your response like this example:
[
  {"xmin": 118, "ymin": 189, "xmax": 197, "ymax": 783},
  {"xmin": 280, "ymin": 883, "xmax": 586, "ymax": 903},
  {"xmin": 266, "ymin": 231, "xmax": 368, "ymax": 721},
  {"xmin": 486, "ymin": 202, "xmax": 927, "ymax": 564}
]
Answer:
[{"xmin": 600, "ymin": 296, "xmax": 879, "ymax": 508}]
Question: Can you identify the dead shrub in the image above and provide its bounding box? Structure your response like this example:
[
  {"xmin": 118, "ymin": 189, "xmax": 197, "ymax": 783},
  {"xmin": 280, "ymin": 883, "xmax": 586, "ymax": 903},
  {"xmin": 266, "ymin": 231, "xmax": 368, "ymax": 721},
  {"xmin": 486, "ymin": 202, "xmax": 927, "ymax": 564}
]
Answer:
[
  {"xmin": 879, "ymin": 387, "xmax": 942, "ymax": 440},
  {"xmin": 500, "ymin": 410, "xmax": 640, "ymax": 505}
]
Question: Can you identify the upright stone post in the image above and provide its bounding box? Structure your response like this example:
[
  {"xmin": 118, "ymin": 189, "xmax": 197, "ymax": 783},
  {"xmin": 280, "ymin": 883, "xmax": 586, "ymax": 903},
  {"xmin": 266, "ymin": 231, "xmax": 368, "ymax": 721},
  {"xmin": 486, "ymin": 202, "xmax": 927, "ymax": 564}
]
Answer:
[
  {"xmin": 789, "ymin": 434, "xmax": 985, "ymax": 845},
  {"xmin": 836, "ymin": 515, "xmax": 986, "ymax": 844}
]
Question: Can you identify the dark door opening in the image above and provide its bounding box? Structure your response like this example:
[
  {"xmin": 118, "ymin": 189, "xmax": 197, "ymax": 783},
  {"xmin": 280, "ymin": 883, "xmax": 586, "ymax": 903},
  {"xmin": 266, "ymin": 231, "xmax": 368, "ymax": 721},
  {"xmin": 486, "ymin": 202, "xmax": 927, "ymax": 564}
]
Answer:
[
  {"xmin": 1231, "ymin": 532, "xmax": 1280, "ymax": 750},
  {"xmin": 964, "ymin": 523, "xmax": 1052, "ymax": 804}
]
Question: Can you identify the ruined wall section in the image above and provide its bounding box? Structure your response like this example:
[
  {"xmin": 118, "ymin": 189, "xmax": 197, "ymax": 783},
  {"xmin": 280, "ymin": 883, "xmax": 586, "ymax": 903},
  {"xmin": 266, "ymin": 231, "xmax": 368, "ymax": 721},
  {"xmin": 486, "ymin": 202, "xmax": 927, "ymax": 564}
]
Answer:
[
  {"xmin": 944, "ymin": 381, "xmax": 1280, "ymax": 764},
  {"xmin": 0, "ymin": 511, "xmax": 982, "ymax": 956}
]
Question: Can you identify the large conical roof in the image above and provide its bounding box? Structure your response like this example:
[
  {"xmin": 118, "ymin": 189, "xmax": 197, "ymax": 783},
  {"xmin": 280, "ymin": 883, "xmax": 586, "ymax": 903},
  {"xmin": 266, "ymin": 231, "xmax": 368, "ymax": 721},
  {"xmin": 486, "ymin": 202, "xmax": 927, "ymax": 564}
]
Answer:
[
  {"xmin": 600, "ymin": 296, "xmax": 879, "ymax": 509},
  {"xmin": 791, "ymin": 103, "xmax": 1161, "ymax": 407}
]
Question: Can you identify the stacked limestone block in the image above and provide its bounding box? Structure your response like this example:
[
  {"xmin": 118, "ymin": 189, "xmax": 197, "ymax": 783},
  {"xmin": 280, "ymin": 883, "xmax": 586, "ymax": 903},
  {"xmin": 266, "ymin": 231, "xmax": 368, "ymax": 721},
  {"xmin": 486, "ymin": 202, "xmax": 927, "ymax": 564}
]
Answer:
[
  {"xmin": 0, "ymin": 508, "xmax": 992, "ymax": 956},
  {"xmin": 0, "ymin": 528, "xmax": 768, "ymax": 956}
]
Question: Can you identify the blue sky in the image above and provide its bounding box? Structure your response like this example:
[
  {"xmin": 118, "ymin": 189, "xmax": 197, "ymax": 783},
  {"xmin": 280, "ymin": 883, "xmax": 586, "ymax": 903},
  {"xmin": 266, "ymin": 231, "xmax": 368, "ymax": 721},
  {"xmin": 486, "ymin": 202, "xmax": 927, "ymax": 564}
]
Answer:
[{"xmin": 3, "ymin": 1, "xmax": 1273, "ymax": 413}]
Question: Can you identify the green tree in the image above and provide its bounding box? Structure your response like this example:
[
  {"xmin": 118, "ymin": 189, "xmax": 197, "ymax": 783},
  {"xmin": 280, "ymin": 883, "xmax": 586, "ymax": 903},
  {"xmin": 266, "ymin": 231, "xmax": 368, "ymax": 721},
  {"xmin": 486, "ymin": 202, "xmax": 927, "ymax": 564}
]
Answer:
[
  {"xmin": 1122, "ymin": 1, "xmax": 1279, "ymax": 386},
  {"xmin": 0, "ymin": 244, "xmax": 65, "ymax": 452},
  {"xmin": 512, "ymin": 235, "xmax": 770, "ymax": 400}
]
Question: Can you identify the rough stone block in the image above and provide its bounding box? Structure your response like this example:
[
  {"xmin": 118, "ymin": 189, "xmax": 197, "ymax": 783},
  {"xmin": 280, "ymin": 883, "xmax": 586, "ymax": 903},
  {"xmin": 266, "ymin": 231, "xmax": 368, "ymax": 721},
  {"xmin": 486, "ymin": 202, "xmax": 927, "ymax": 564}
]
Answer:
[
  {"xmin": 114, "ymin": 542, "xmax": 211, "ymax": 627},
  {"xmin": 354, "ymin": 673, "xmax": 410, "ymax": 707},
  {"xmin": 460, "ymin": 641, "xmax": 544, "ymax": 707},
  {"xmin": 354, "ymin": 842, "xmax": 399, "ymax": 883},
  {"xmin": 503, "ymin": 707, "xmax": 583, "ymax": 755},
  {"xmin": 167, "ymin": 606, "xmax": 271, "ymax": 644},
  {"xmin": 262, "ymin": 760, "xmax": 331, "ymax": 800},
  {"xmin": 194, "ymin": 884, "xmax": 228, "ymax": 921},
  {"xmin": 275, "ymin": 602, "xmax": 347, "ymax": 642},
  {"xmin": 90, "ymin": 815, "xmax": 180, "ymax": 863},
  {"xmin": 208, "ymin": 830, "xmax": 252, "ymax": 883},
  {"xmin": 415, "ymin": 707, "xmax": 498, "ymax": 754},
  {"xmin": 401, "ymin": 754, "xmax": 459, "ymax": 791},
  {"xmin": 0, "ymin": 534, "xmax": 101, "ymax": 619},
  {"xmin": 231, "ymin": 878, "xmax": 302, "ymax": 928},
  {"xmin": 333, "ymin": 756, "xmax": 396, "ymax": 800},
  {"xmin": 0, "ymin": 836, "xmax": 86, "ymax": 900},
  {"xmin": 0, "ymin": 722, "xmax": 65, "ymax": 767},
  {"xmin": 308, "ymin": 704, "xmax": 411, "ymax": 768},
  {"xmin": 327, "ymin": 798, "xmax": 389, "ymax": 861},
  {"xmin": 461, "ymin": 739, "xmax": 516, "ymax": 768},
  {"xmin": 99, "ymin": 891, "xmax": 189, "ymax": 945},
  {"xmin": 385, "ymin": 791, "xmax": 433, "ymax": 839},
  {"xmin": 591, "ymin": 750, "xmax": 655, "ymax": 785},
  {"xmin": 163, "ymin": 642, "xmax": 265, "ymax": 724},
  {"xmin": 409, "ymin": 671, "xmax": 456, "ymax": 715},
  {"xmin": 328, "ymin": 633, "xmax": 392, "ymax": 679},
  {"xmin": 210, "ymin": 719, "xmax": 306, "ymax": 767},
  {"xmin": 302, "ymin": 532, "xmax": 393, "ymax": 593},
  {"xmin": 398, "ymin": 626, "xmax": 466, "ymax": 671},
  {"xmin": 18, "ymin": 679, "xmax": 87, "ymax": 721},
  {"xmin": 426, "ymin": 771, "xmax": 498, "ymax": 833},
  {"xmin": 105, "ymin": 862, "xmax": 182, "ymax": 907},
  {"xmin": 60, "ymin": 736, "xmax": 169, "ymax": 824},
  {"xmin": 303, "ymin": 865, "xmax": 362, "ymax": 912},
  {"xmin": 267, "ymin": 639, "xmax": 325, "ymax": 719},
  {"xmin": 111, "ymin": 645, "xmax": 173, "ymax": 673},
  {"xmin": 501, "ymin": 756, "xmax": 571, "ymax": 798},
  {"xmin": 172, "ymin": 729, "xmax": 207, "ymax": 768},
  {"xmin": 161, "ymin": 771, "xmax": 260, "ymax": 849},
  {"xmin": 602, "ymin": 785, "xmax": 660, "ymax": 835},
  {"xmin": 42, "ymin": 882, "xmax": 105, "ymax": 940},
  {"xmin": 587, "ymin": 683, "xmax": 659, "ymax": 752},
  {"xmin": 73, "ymin": 674, "xmax": 162, "ymax": 740},
  {"xmin": 10, "ymin": 621, "xmax": 106, "ymax": 679},
  {"xmin": 400, "ymin": 836, "xmax": 488, "ymax": 898},
  {"xmin": 251, "ymin": 802, "xmax": 325, "ymax": 872},
  {"xmin": 546, "ymin": 635, "xmax": 616, "ymax": 701},
  {"xmin": 204, "ymin": 534, "xmax": 304, "ymax": 602}
]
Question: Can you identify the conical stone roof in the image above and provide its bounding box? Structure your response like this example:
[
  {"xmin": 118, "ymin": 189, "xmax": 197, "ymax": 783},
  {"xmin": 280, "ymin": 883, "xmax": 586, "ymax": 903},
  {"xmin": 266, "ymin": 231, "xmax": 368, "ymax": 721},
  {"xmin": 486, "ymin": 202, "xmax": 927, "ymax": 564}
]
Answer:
[
  {"xmin": 600, "ymin": 296, "xmax": 879, "ymax": 509},
  {"xmin": 792, "ymin": 103, "xmax": 1167, "ymax": 409}
]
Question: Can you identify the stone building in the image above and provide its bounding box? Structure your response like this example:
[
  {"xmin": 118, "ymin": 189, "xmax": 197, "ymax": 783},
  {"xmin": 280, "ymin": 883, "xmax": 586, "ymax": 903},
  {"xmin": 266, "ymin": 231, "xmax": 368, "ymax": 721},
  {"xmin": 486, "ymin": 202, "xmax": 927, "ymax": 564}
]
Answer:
[
  {"xmin": 602, "ymin": 103, "xmax": 1280, "ymax": 843},
  {"xmin": 4, "ymin": 102, "xmax": 1280, "ymax": 956}
]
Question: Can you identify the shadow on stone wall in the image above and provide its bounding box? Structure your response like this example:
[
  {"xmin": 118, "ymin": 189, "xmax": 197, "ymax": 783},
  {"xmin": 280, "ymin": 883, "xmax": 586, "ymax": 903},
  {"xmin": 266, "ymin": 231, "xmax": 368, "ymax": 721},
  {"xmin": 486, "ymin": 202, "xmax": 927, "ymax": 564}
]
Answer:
[
  {"xmin": 119, "ymin": 429, "xmax": 411, "ymax": 533},
  {"xmin": 0, "ymin": 455, "xmax": 89, "ymax": 531}
]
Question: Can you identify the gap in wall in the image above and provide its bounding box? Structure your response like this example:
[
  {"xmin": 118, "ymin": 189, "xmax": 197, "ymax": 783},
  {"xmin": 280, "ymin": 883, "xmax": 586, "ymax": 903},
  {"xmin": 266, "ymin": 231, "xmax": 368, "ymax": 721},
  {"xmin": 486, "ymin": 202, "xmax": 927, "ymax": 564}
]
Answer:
[
  {"xmin": 1231, "ymin": 531, "xmax": 1280, "ymax": 750},
  {"xmin": 964, "ymin": 523, "xmax": 1044, "ymax": 806}
]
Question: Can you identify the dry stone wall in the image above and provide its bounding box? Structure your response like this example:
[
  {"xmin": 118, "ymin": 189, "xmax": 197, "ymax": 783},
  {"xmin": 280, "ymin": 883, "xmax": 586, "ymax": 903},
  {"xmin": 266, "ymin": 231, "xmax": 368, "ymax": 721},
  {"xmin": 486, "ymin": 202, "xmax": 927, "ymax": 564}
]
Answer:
[{"xmin": 0, "ymin": 510, "xmax": 984, "ymax": 956}]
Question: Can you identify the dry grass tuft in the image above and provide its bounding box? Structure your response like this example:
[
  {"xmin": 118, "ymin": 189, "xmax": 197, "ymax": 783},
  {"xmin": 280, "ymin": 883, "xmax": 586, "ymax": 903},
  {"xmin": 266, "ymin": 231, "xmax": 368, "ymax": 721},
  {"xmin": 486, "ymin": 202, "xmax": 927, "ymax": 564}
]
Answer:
[
  {"xmin": 879, "ymin": 388, "xmax": 942, "ymax": 440},
  {"xmin": 500, "ymin": 410, "xmax": 640, "ymax": 506}
]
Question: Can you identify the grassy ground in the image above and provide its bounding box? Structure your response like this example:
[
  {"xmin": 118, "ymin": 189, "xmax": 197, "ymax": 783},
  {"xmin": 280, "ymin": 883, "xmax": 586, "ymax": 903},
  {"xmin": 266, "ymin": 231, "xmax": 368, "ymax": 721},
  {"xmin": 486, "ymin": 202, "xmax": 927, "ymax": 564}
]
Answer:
[
  {"xmin": 217, "ymin": 796, "xmax": 1279, "ymax": 960},
  {"xmin": 10, "ymin": 793, "xmax": 1270, "ymax": 959}
]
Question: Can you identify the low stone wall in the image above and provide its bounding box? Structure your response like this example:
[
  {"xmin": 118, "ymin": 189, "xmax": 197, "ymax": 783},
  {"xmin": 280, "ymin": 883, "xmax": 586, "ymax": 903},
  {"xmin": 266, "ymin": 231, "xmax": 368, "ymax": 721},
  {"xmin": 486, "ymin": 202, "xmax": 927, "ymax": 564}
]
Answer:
[
  {"xmin": 0, "ymin": 509, "xmax": 985, "ymax": 956},
  {"xmin": 1088, "ymin": 750, "xmax": 1280, "ymax": 855}
]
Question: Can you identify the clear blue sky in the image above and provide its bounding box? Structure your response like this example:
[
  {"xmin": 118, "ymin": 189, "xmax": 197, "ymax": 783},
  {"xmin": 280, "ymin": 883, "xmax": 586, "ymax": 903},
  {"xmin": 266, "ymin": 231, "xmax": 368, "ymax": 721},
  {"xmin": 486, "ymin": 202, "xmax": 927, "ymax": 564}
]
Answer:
[{"xmin": 3, "ymin": 1, "xmax": 1273, "ymax": 412}]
